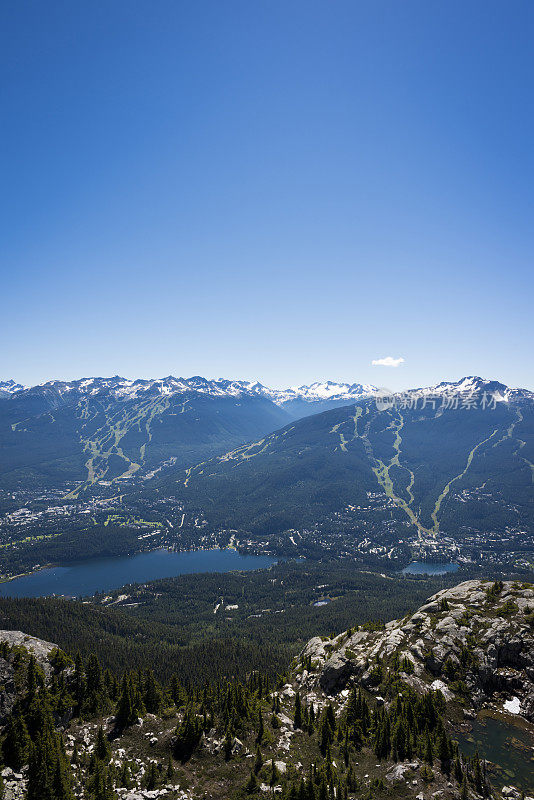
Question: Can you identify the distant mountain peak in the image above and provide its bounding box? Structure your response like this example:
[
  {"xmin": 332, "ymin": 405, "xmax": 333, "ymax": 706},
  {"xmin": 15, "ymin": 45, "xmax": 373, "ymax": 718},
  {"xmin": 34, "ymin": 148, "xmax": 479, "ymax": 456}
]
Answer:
[
  {"xmin": 0, "ymin": 375, "xmax": 378, "ymax": 407},
  {"xmin": 0, "ymin": 379, "xmax": 27, "ymax": 395},
  {"xmin": 1, "ymin": 374, "xmax": 530, "ymax": 409},
  {"xmin": 409, "ymin": 375, "xmax": 530, "ymax": 403}
]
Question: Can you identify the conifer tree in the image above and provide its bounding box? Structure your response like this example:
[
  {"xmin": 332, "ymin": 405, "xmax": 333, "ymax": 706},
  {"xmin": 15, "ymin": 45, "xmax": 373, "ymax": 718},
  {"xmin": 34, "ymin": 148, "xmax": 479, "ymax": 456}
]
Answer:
[
  {"xmin": 424, "ymin": 731, "xmax": 434, "ymax": 765},
  {"xmin": 120, "ymin": 762, "xmax": 132, "ymax": 789},
  {"xmin": 245, "ymin": 770, "xmax": 258, "ymax": 794},
  {"xmin": 26, "ymin": 655, "xmax": 38, "ymax": 700},
  {"xmin": 166, "ymin": 753, "xmax": 175, "ymax": 782},
  {"xmin": 28, "ymin": 723, "xmax": 74, "ymax": 800},
  {"xmin": 224, "ymin": 728, "xmax": 233, "ymax": 761},
  {"xmin": 473, "ymin": 753, "xmax": 484, "ymax": 794},
  {"xmin": 145, "ymin": 761, "xmax": 158, "ymax": 790},
  {"xmin": 115, "ymin": 676, "xmax": 139, "ymax": 729},
  {"xmin": 254, "ymin": 745, "xmax": 263, "ymax": 774},
  {"xmin": 174, "ymin": 705, "xmax": 203, "ymax": 762},
  {"xmin": 95, "ymin": 726, "xmax": 111, "ymax": 763},
  {"xmin": 269, "ymin": 758, "xmax": 280, "ymax": 790},
  {"xmin": 2, "ymin": 707, "xmax": 30, "ymax": 770},
  {"xmin": 256, "ymin": 709, "xmax": 264, "ymax": 744},
  {"xmin": 144, "ymin": 670, "xmax": 163, "ymax": 714},
  {"xmin": 308, "ymin": 702, "xmax": 316, "ymax": 735}
]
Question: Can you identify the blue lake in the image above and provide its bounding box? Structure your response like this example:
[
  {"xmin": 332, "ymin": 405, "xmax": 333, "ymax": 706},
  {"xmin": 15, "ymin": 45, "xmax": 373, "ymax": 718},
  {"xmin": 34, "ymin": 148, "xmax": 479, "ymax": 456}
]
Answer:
[
  {"xmin": 0, "ymin": 549, "xmax": 278, "ymax": 599},
  {"xmin": 402, "ymin": 561, "xmax": 459, "ymax": 576}
]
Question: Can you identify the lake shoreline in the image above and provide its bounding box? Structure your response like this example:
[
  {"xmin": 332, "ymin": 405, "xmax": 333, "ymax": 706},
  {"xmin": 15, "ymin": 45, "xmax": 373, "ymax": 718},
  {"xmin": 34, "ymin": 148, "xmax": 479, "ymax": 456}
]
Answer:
[
  {"xmin": 0, "ymin": 542, "xmax": 275, "ymax": 584},
  {"xmin": 0, "ymin": 547, "xmax": 282, "ymax": 600}
]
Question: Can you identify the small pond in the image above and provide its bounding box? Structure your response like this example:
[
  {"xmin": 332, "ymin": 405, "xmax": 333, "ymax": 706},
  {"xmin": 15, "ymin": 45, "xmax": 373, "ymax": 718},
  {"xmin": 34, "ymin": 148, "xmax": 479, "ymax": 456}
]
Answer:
[{"xmin": 457, "ymin": 711, "xmax": 534, "ymax": 793}]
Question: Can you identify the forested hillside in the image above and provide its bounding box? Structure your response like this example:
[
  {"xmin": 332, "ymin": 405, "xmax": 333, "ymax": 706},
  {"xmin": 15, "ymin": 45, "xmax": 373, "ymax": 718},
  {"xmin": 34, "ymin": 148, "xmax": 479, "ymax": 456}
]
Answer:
[
  {"xmin": 0, "ymin": 380, "xmax": 289, "ymax": 494},
  {"xmin": 0, "ymin": 563, "xmax": 449, "ymax": 684},
  {"xmin": 166, "ymin": 381, "xmax": 533, "ymax": 539},
  {"xmin": 1, "ymin": 579, "xmax": 532, "ymax": 799}
]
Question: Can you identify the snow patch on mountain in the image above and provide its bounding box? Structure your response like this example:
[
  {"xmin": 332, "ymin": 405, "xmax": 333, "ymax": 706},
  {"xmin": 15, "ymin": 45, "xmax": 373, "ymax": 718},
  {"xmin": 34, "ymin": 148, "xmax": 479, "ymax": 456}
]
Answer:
[
  {"xmin": 409, "ymin": 376, "xmax": 530, "ymax": 402},
  {"xmin": 1, "ymin": 375, "xmax": 531, "ymax": 407},
  {"xmin": 0, "ymin": 380, "xmax": 27, "ymax": 395}
]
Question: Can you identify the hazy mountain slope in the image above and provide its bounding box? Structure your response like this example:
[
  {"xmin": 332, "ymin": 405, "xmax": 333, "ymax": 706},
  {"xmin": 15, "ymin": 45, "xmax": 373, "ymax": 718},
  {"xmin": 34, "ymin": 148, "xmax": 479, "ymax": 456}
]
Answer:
[
  {"xmin": 0, "ymin": 379, "xmax": 290, "ymax": 494},
  {"xmin": 0, "ymin": 375, "xmax": 377, "ymax": 495},
  {"xmin": 165, "ymin": 378, "xmax": 534, "ymax": 537}
]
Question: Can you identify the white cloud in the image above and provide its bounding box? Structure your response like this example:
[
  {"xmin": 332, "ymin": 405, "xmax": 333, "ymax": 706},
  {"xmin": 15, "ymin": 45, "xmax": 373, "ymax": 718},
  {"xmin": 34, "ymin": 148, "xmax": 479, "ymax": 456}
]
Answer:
[{"xmin": 371, "ymin": 356, "xmax": 405, "ymax": 368}]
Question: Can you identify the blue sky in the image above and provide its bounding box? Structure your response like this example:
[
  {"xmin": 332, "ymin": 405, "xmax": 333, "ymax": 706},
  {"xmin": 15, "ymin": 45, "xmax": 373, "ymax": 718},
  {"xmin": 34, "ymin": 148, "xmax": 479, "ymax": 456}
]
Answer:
[{"xmin": 2, "ymin": 1, "xmax": 533, "ymax": 391}]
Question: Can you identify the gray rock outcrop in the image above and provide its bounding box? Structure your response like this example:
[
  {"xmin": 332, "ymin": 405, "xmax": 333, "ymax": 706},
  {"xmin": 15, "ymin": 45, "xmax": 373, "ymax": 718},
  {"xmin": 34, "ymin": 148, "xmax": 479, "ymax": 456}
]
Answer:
[{"xmin": 299, "ymin": 580, "xmax": 534, "ymax": 720}]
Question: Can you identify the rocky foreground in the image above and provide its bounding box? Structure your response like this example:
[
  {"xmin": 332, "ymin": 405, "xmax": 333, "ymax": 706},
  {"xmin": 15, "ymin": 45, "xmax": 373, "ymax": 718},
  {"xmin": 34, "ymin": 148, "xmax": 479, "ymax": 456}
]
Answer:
[
  {"xmin": 293, "ymin": 579, "xmax": 534, "ymax": 799},
  {"xmin": 0, "ymin": 579, "xmax": 533, "ymax": 800},
  {"xmin": 299, "ymin": 580, "xmax": 534, "ymax": 719}
]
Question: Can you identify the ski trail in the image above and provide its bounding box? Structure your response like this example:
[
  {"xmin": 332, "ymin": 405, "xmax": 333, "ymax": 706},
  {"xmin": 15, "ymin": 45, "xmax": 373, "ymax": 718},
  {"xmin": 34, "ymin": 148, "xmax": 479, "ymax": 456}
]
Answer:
[{"xmin": 431, "ymin": 429, "xmax": 499, "ymax": 532}]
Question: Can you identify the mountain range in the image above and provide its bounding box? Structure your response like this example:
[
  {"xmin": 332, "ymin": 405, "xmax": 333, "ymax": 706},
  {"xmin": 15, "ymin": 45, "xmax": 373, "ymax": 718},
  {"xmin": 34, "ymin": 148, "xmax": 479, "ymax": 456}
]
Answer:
[
  {"xmin": 0, "ymin": 375, "xmax": 375, "ymax": 494},
  {"xmin": 158, "ymin": 376, "xmax": 534, "ymax": 540},
  {"xmin": 0, "ymin": 375, "xmax": 532, "ymax": 546},
  {"xmin": 0, "ymin": 375, "xmax": 376, "ymax": 410}
]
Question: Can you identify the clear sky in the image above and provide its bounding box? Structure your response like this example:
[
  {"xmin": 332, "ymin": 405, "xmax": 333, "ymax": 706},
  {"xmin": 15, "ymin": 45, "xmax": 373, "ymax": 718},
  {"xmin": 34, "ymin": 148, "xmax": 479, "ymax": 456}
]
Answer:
[{"xmin": 2, "ymin": 1, "xmax": 533, "ymax": 391}]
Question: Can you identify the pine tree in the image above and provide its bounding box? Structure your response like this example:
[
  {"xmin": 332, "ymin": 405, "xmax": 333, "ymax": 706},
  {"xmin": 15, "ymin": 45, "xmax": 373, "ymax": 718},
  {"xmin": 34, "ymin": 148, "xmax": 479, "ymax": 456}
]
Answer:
[
  {"xmin": 345, "ymin": 687, "xmax": 359, "ymax": 726},
  {"xmin": 115, "ymin": 676, "xmax": 138, "ymax": 729},
  {"xmin": 73, "ymin": 652, "xmax": 86, "ymax": 717},
  {"xmin": 166, "ymin": 753, "xmax": 175, "ymax": 782},
  {"xmin": 342, "ymin": 727, "xmax": 350, "ymax": 766},
  {"xmin": 91, "ymin": 763, "xmax": 116, "ymax": 800},
  {"xmin": 145, "ymin": 761, "xmax": 158, "ymax": 790},
  {"xmin": 346, "ymin": 763, "xmax": 358, "ymax": 791},
  {"xmin": 224, "ymin": 728, "xmax": 233, "ymax": 761},
  {"xmin": 473, "ymin": 753, "xmax": 484, "ymax": 794},
  {"xmin": 144, "ymin": 670, "xmax": 163, "ymax": 714},
  {"xmin": 420, "ymin": 763, "xmax": 434, "ymax": 783},
  {"xmin": 120, "ymin": 762, "xmax": 132, "ymax": 789},
  {"xmin": 308, "ymin": 702, "xmax": 316, "ymax": 735},
  {"xmin": 424, "ymin": 731, "xmax": 434, "ymax": 765},
  {"xmin": 27, "ymin": 655, "xmax": 38, "ymax": 699},
  {"xmin": 392, "ymin": 719, "xmax": 407, "ymax": 761},
  {"xmin": 437, "ymin": 729, "xmax": 451, "ymax": 771},
  {"xmin": 95, "ymin": 726, "xmax": 111, "ymax": 763},
  {"xmin": 174, "ymin": 706, "xmax": 203, "ymax": 762},
  {"xmin": 245, "ymin": 770, "xmax": 258, "ymax": 794},
  {"xmin": 254, "ymin": 745, "xmax": 263, "ymax": 774},
  {"xmin": 2, "ymin": 707, "xmax": 30, "ymax": 769},
  {"xmin": 269, "ymin": 758, "xmax": 280, "ymax": 790},
  {"xmin": 256, "ymin": 709, "xmax": 264, "ymax": 744},
  {"xmin": 28, "ymin": 727, "xmax": 74, "ymax": 800},
  {"xmin": 53, "ymin": 756, "xmax": 74, "ymax": 800}
]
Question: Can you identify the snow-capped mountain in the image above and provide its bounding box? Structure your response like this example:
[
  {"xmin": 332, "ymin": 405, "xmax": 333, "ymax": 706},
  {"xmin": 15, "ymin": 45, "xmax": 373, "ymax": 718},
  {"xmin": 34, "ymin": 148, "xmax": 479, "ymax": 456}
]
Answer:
[
  {"xmin": 402, "ymin": 376, "xmax": 532, "ymax": 403},
  {"xmin": 267, "ymin": 380, "xmax": 377, "ymax": 404},
  {"xmin": 0, "ymin": 375, "xmax": 378, "ymax": 408},
  {"xmin": 0, "ymin": 379, "xmax": 27, "ymax": 396},
  {"xmin": 0, "ymin": 373, "xmax": 531, "ymax": 498},
  {"xmin": 1, "ymin": 374, "xmax": 531, "ymax": 409}
]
